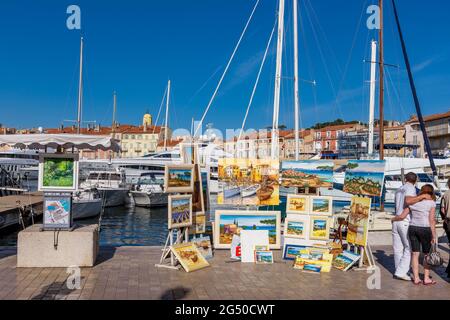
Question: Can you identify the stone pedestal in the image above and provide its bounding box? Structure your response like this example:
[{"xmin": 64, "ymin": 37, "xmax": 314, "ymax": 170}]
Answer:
[{"xmin": 17, "ymin": 224, "xmax": 99, "ymax": 268}]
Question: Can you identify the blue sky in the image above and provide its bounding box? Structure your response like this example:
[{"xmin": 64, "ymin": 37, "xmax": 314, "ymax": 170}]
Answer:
[{"xmin": 1, "ymin": 0, "xmax": 449, "ymax": 132}]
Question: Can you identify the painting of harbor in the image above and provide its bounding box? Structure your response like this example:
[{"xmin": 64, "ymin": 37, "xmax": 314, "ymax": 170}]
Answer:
[
  {"xmin": 347, "ymin": 196, "xmax": 372, "ymax": 247},
  {"xmin": 281, "ymin": 160, "xmax": 334, "ymax": 189},
  {"xmin": 168, "ymin": 195, "xmax": 192, "ymax": 229},
  {"xmin": 214, "ymin": 211, "xmax": 281, "ymax": 249},
  {"xmin": 343, "ymin": 160, "xmax": 386, "ymax": 197},
  {"xmin": 218, "ymin": 158, "xmax": 279, "ymax": 206},
  {"xmin": 165, "ymin": 165, "xmax": 194, "ymax": 193}
]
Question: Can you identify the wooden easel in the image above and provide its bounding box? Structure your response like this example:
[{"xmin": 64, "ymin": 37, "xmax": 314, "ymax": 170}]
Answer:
[{"xmin": 155, "ymin": 226, "xmax": 189, "ymax": 270}]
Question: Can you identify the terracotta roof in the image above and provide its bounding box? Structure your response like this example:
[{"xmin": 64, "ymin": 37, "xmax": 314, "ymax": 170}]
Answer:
[
  {"xmin": 46, "ymin": 125, "xmax": 163, "ymax": 135},
  {"xmin": 407, "ymin": 111, "xmax": 450, "ymax": 123},
  {"xmin": 157, "ymin": 140, "xmax": 181, "ymax": 147},
  {"xmin": 384, "ymin": 126, "xmax": 405, "ymax": 131}
]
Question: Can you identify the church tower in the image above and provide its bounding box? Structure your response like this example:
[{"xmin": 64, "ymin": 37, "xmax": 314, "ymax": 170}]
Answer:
[{"xmin": 143, "ymin": 110, "xmax": 152, "ymax": 127}]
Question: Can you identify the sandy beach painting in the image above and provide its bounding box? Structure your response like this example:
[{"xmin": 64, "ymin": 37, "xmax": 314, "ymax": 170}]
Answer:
[
  {"xmin": 286, "ymin": 194, "xmax": 309, "ymax": 214},
  {"xmin": 309, "ymin": 216, "xmax": 330, "ymax": 241},
  {"xmin": 310, "ymin": 196, "xmax": 333, "ymax": 216},
  {"xmin": 343, "ymin": 160, "xmax": 386, "ymax": 197},
  {"xmin": 165, "ymin": 165, "xmax": 195, "ymax": 193},
  {"xmin": 284, "ymin": 216, "xmax": 309, "ymax": 239},
  {"xmin": 281, "ymin": 160, "xmax": 334, "ymax": 189},
  {"xmin": 347, "ymin": 196, "xmax": 372, "ymax": 247}
]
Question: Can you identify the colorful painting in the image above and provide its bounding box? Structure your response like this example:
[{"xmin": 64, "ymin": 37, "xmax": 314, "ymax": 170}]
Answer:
[
  {"xmin": 39, "ymin": 154, "xmax": 79, "ymax": 191},
  {"xmin": 347, "ymin": 196, "xmax": 372, "ymax": 247},
  {"xmin": 170, "ymin": 242, "xmax": 210, "ymax": 273},
  {"xmin": 201, "ymin": 171, "xmax": 209, "ymax": 212},
  {"xmin": 168, "ymin": 195, "xmax": 192, "ymax": 229},
  {"xmin": 191, "ymin": 236, "xmax": 213, "ymax": 260},
  {"xmin": 255, "ymin": 251, "xmax": 274, "ymax": 264},
  {"xmin": 284, "ymin": 216, "xmax": 309, "ymax": 239},
  {"xmin": 281, "ymin": 160, "xmax": 334, "ymax": 189},
  {"xmin": 283, "ymin": 244, "xmax": 307, "ymax": 261},
  {"xmin": 192, "ymin": 165, "xmax": 205, "ymax": 213},
  {"xmin": 165, "ymin": 165, "xmax": 195, "ymax": 193},
  {"xmin": 309, "ymin": 216, "xmax": 331, "ymax": 241},
  {"xmin": 293, "ymin": 249, "xmax": 333, "ymax": 273},
  {"xmin": 343, "ymin": 160, "xmax": 386, "ymax": 197},
  {"xmin": 332, "ymin": 251, "xmax": 361, "ymax": 271},
  {"xmin": 254, "ymin": 245, "xmax": 269, "ymax": 251},
  {"xmin": 310, "ymin": 196, "xmax": 333, "ymax": 216},
  {"xmin": 218, "ymin": 158, "xmax": 279, "ymax": 206},
  {"xmin": 286, "ymin": 194, "xmax": 309, "ymax": 214},
  {"xmin": 190, "ymin": 213, "xmax": 206, "ymax": 234},
  {"xmin": 214, "ymin": 210, "xmax": 281, "ymax": 249},
  {"xmin": 43, "ymin": 194, "xmax": 72, "ymax": 229}
]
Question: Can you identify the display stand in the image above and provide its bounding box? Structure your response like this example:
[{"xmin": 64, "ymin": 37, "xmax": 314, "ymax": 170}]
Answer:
[{"xmin": 155, "ymin": 226, "xmax": 189, "ymax": 270}]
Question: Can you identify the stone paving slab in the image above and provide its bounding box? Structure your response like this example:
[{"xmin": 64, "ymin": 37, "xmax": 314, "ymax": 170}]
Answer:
[{"xmin": 0, "ymin": 245, "xmax": 450, "ymax": 300}]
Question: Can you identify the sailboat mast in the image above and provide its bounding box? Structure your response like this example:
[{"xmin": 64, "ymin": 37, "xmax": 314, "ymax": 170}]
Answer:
[
  {"xmin": 378, "ymin": 0, "xmax": 385, "ymax": 159},
  {"xmin": 271, "ymin": 0, "xmax": 285, "ymax": 160},
  {"xmin": 112, "ymin": 91, "xmax": 117, "ymax": 135},
  {"xmin": 164, "ymin": 80, "xmax": 171, "ymax": 151},
  {"xmin": 368, "ymin": 40, "xmax": 377, "ymax": 156},
  {"xmin": 76, "ymin": 37, "xmax": 84, "ymax": 134},
  {"xmin": 293, "ymin": 0, "xmax": 300, "ymax": 161}
]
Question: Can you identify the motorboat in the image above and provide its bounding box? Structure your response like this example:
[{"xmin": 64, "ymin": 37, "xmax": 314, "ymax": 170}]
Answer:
[
  {"xmin": 72, "ymin": 188, "xmax": 103, "ymax": 220},
  {"xmin": 79, "ymin": 170, "xmax": 129, "ymax": 207},
  {"xmin": 129, "ymin": 173, "xmax": 168, "ymax": 208}
]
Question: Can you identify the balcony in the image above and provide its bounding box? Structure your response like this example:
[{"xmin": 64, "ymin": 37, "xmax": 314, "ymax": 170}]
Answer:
[{"xmin": 426, "ymin": 128, "xmax": 450, "ymax": 138}]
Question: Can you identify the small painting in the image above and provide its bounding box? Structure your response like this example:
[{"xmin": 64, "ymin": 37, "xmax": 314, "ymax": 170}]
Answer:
[
  {"xmin": 190, "ymin": 213, "xmax": 206, "ymax": 235},
  {"xmin": 347, "ymin": 196, "xmax": 372, "ymax": 247},
  {"xmin": 165, "ymin": 165, "xmax": 195, "ymax": 193},
  {"xmin": 284, "ymin": 216, "xmax": 309, "ymax": 239},
  {"xmin": 191, "ymin": 236, "xmax": 213, "ymax": 260},
  {"xmin": 281, "ymin": 160, "xmax": 334, "ymax": 189},
  {"xmin": 293, "ymin": 249, "xmax": 333, "ymax": 273},
  {"xmin": 283, "ymin": 244, "xmax": 307, "ymax": 261},
  {"xmin": 39, "ymin": 154, "xmax": 79, "ymax": 191},
  {"xmin": 310, "ymin": 196, "xmax": 333, "ymax": 216},
  {"xmin": 168, "ymin": 195, "xmax": 192, "ymax": 229},
  {"xmin": 170, "ymin": 242, "xmax": 210, "ymax": 272},
  {"xmin": 255, "ymin": 251, "xmax": 274, "ymax": 264},
  {"xmin": 343, "ymin": 160, "xmax": 386, "ymax": 197},
  {"xmin": 286, "ymin": 194, "xmax": 309, "ymax": 214},
  {"xmin": 309, "ymin": 216, "xmax": 330, "ymax": 241},
  {"xmin": 332, "ymin": 251, "xmax": 361, "ymax": 271},
  {"xmin": 43, "ymin": 193, "xmax": 72, "ymax": 229}
]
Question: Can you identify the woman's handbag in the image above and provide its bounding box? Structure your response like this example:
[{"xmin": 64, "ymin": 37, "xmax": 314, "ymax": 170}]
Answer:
[{"xmin": 424, "ymin": 244, "xmax": 444, "ymax": 267}]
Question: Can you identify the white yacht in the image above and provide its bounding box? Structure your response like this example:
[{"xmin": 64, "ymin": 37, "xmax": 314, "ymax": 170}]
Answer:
[
  {"xmin": 79, "ymin": 170, "xmax": 129, "ymax": 207},
  {"xmin": 72, "ymin": 188, "xmax": 103, "ymax": 220},
  {"xmin": 130, "ymin": 173, "xmax": 168, "ymax": 208}
]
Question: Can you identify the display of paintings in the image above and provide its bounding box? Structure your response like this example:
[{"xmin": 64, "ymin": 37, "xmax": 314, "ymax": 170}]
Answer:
[
  {"xmin": 284, "ymin": 216, "xmax": 309, "ymax": 239},
  {"xmin": 43, "ymin": 193, "xmax": 72, "ymax": 229},
  {"xmin": 309, "ymin": 216, "xmax": 331, "ymax": 241},
  {"xmin": 164, "ymin": 165, "xmax": 195, "ymax": 193},
  {"xmin": 218, "ymin": 158, "xmax": 279, "ymax": 206},
  {"xmin": 190, "ymin": 213, "xmax": 206, "ymax": 235},
  {"xmin": 281, "ymin": 160, "xmax": 334, "ymax": 189},
  {"xmin": 214, "ymin": 210, "xmax": 281, "ymax": 249},
  {"xmin": 240, "ymin": 230, "xmax": 269, "ymax": 263},
  {"xmin": 191, "ymin": 236, "xmax": 213, "ymax": 260},
  {"xmin": 255, "ymin": 251, "xmax": 274, "ymax": 264},
  {"xmin": 332, "ymin": 251, "xmax": 361, "ymax": 271},
  {"xmin": 310, "ymin": 196, "xmax": 333, "ymax": 216},
  {"xmin": 293, "ymin": 249, "xmax": 333, "ymax": 273},
  {"xmin": 39, "ymin": 154, "xmax": 79, "ymax": 192},
  {"xmin": 168, "ymin": 195, "xmax": 192, "ymax": 229},
  {"xmin": 170, "ymin": 242, "xmax": 210, "ymax": 273},
  {"xmin": 347, "ymin": 196, "xmax": 372, "ymax": 247},
  {"xmin": 286, "ymin": 194, "xmax": 309, "ymax": 214},
  {"xmin": 343, "ymin": 160, "xmax": 386, "ymax": 197},
  {"xmin": 283, "ymin": 244, "xmax": 307, "ymax": 261}
]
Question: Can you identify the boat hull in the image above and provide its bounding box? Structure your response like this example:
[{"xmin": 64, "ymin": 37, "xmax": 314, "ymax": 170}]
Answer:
[
  {"xmin": 72, "ymin": 199, "xmax": 102, "ymax": 220},
  {"xmin": 130, "ymin": 191, "xmax": 168, "ymax": 208},
  {"xmin": 97, "ymin": 188, "xmax": 129, "ymax": 207}
]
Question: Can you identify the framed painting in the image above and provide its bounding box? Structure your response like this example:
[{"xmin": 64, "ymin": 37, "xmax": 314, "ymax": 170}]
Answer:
[
  {"xmin": 38, "ymin": 154, "xmax": 79, "ymax": 192},
  {"xmin": 310, "ymin": 196, "xmax": 333, "ymax": 216},
  {"xmin": 281, "ymin": 160, "xmax": 334, "ymax": 189},
  {"xmin": 190, "ymin": 213, "xmax": 206, "ymax": 235},
  {"xmin": 191, "ymin": 236, "xmax": 213, "ymax": 260},
  {"xmin": 286, "ymin": 194, "xmax": 309, "ymax": 215},
  {"xmin": 192, "ymin": 164, "xmax": 205, "ymax": 214},
  {"xmin": 309, "ymin": 216, "xmax": 331, "ymax": 241},
  {"xmin": 332, "ymin": 251, "xmax": 361, "ymax": 272},
  {"xmin": 255, "ymin": 251, "xmax": 274, "ymax": 264},
  {"xmin": 180, "ymin": 143, "xmax": 199, "ymax": 165},
  {"xmin": 347, "ymin": 196, "xmax": 372, "ymax": 247},
  {"xmin": 170, "ymin": 242, "xmax": 210, "ymax": 272},
  {"xmin": 168, "ymin": 195, "xmax": 192, "ymax": 229},
  {"xmin": 214, "ymin": 210, "xmax": 281, "ymax": 250},
  {"xmin": 283, "ymin": 244, "xmax": 307, "ymax": 261},
  {"xmin": 284, "ymin": 216, "xmax": 309, "ymax": 240},
  {"xmin": 164, "ymin": 165, "xmax": 194, "ymax": 193},
  {"xmin": 343, "ymin": 160, "xmax": 386, "ymax": 197}
]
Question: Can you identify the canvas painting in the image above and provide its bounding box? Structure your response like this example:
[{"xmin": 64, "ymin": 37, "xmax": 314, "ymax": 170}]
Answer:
[
  {"xmin": 192, "ymin": 165, "xmax": 205, "ymax": 214},
  {"xmin": 286, "ymin": 194, "xmax": 309, "ymax": 214},
  {"xmin": 165, "ymin": 165, "xmax": 195, "ymax": 193},
  {"xmin": 281, "ymin": 160, "xmax": 334, "ymax": 189},
  {"xmin": 332, "ymin": 251, "xmax": 361, "ymax": 271},
  {"xmin": 283, "ymin": 244, "xmax": 307, "ymax": 261},
  {"xmin": 190, "ymin": 213, "xmax": 206, "ymax": 235},
  {"xmin": 218, "ymin": 158, "xmax": 279, "ymax": 206},
  {"xmin": 240, "ymin": 230, "xmax": 269, "ymax": 263},
  {"xmin": 191, "ymin": 236, "xmax": 213, "ymax": 260},
  {"xmin": 43, "ymin": 194, "xmax": 72, "ymax": 229},
  {"xmin": 39, "ymin": 154, "xmax": 79, "ymax": 191},
  {"xmin": 284, "ymin": 216, "xmax": 309, "ymax": 239},
  {"xmin": 170, "ymin": 242, "xmax": 210, "ymax": 272},
  {"xmin": 347, "ymin": 196, "xmax": 372, "ymax": 247},
  {"xmin": 293, "ymin": 249, "xmax": 333, "ymax": 273},
  {"xmin": 310, "ymin": 196, "xmax": 333, "ymax": 216},
  {"xmin": 343, "ymin": 160, "xmax": 386, "ymax": 197},
  {"xmin": 214, "ymin": 210, "xmax": 281, "ymax": 249},
  {"xmin": 309, "ymin": 216, "xmax": 331, "ymax": 241},
  {"xmin": 168, "ymin": 195, "xmax": 192, "ymax": 229},
  {"xmin": 255, "ymin": 251, "xmax": 274, "ymax": 264}
]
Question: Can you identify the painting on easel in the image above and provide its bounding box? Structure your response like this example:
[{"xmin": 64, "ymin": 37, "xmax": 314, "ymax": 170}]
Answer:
[{"xmin": 347, "ymin": 196, "xmax": 372, "ymax": 247}]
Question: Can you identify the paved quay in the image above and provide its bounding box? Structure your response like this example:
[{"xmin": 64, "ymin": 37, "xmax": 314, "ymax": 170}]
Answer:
[{"xmin": 1, "ymin": 245, "xmax": 450, "ymax": 300}]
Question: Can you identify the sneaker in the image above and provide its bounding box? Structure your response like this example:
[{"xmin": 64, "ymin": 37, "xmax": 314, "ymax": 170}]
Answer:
[{"xmin": 394, "ymin": 274, "xmax": 412, "ymax": 281}]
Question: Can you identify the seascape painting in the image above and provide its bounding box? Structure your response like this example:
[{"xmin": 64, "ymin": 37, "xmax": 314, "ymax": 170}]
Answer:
[
  {"xmin": 255, "ymin": 251, "xmax": 274, "ymax": 264},
  {"xmin": 332, "ymin": 251, "xmax": 361, "ymax": 271},
  {"xmin": 310, "ymin": 196, "xmax": 333, "ymax": 216},
  {"xmin": 165, "ymin": 165, "xmax": 194, "ymax": 193},
  {"xmin": 283, "ymin": 245, "xmax": 307, "ymax": 261},
  {"xmin": 168, "ymin": 195, "xmax": 192, "ymax": 229},
  {"xmin": 309, "ymin": 216, "xmax": 330, "ymax": 241},
  {"xmin": 347, "ymin": 196, "xmax": 372, "ymax": 247},
  {"xmin": 281, "ymin": 160, "xmax": 334, "ymax": 189},
  {"xmin": 214, "ymin": 211, "xmax": 281, "ymax": 249},
  {"xmin": 218, "ymin": 158, "xmax": 279, "ymax": 206},
  {"xmin": 284, "ymin": 217, "xmax": 308, "ymax": 239},
  {"xmin": 343, "ymin": 160, "xmax": 386, "ymax": 197}
]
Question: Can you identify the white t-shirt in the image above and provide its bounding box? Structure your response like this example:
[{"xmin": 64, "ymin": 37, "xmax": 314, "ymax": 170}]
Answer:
[
  {"xmin": 394, "ymin": 183, "xmax": 417, "ymax": 222},
  {"xmin": 409, "ymin": 200, "xmax": 436, "ymax": 228}
]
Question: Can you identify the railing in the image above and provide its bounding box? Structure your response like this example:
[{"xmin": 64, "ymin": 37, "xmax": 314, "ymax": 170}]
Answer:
[{"xmin": 427, "ymin": 128, "xmax": 450, "ymax": 137}]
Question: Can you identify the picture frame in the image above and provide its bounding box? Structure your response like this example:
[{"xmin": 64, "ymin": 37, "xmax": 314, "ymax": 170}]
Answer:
[
  {"xmin": 190, "ymin": 213, "xmax": 206, "ymax": 235},
  {"xmin": 347, "ymin": 196, "xmax": 372, "ymax": 247},
  {"xmin": 170, "ymin": 242, "xmax": 210, "ymax": 273},
  {"xmin": 180, "ymin": 143, "xmax": 199, "ymax": 165},
  {"xmin": 38, "ymin": 153, "xmax": 79, "ymax": 192},
  {"xmin": 191, "ymin": 235, "xmax": 213, "ymax": 260},
  {"xmin": 286, "ymin": 194, "xmax": 310, "ymax": 215},
  {"xmin": 284, "ymin": 216, "xmax": 309, "ymax": 240},
  {"xmin": 43, "ymin": 192, "xmax": 73, "ymax": 230},
  {"xmin": 309, "ymin": 216, "xmax": 331, "ymax": 241},
  {"xmin": 168, "ymin": 195, "xmax": 192, "ymax": 229},
  {"xmin": 255, "ymin": 251, "xmax": 274, "ymax": 264},
  {"xmin": 310, "ymin": 196, "xmax": 333, "ymax": 216},
  {"xmin": 283, "ymin": 244, "xmax": 307, "ymax": 261},
  {"xmin": 192, "ymin": 164, "xmax": 205, "ymax": 214},
  {"xmin": 214, "ymin": 210, "xmax": 281, "ymax": 250},
  {"xmin": 164, "ymin": 164, "xmax": 195, "ymax": 193}
]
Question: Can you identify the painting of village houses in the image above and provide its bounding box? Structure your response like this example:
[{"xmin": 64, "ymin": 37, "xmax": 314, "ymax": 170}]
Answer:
[
  {"xmin": 281, "ymin": 161, "xmax": 334, "ymax": 189},
  {"xmin": 214, "ymin": 211, "xmax": 281, "ymax": 249},
  {"xmin": 218, "ymin": 158, "xmax": 279, "ymax": 206},
  {"xmin": 343, "ymin": 160, "xmax": 386, "ymax": 197}
]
